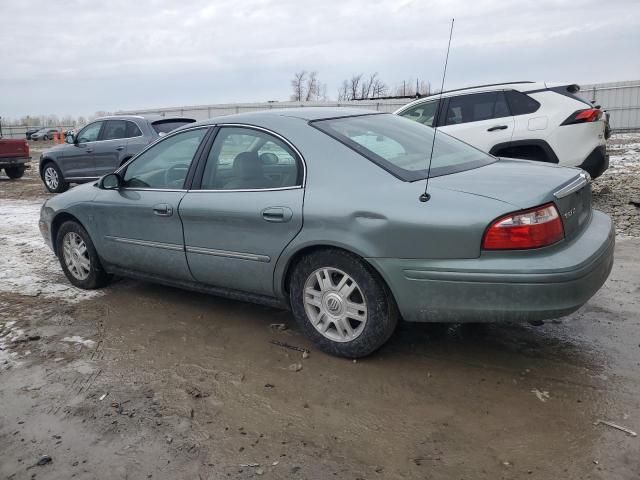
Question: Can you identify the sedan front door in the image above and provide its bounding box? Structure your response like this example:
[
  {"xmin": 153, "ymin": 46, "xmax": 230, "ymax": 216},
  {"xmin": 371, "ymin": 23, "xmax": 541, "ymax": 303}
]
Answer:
[
  {"xmin": 180, "ymin": 126, "xmax": 304, "ymax": 296},
  {"xmin": 93, "ymin": 126, "xmax": 210, "ymax": 280}
]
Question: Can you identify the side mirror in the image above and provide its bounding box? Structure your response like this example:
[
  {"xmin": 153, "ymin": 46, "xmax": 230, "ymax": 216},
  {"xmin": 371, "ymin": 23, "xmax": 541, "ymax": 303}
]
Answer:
[
  {"xmin": 65, "ymin": 134, "xmax": 75, "ymax": 144},
  {"xmin": 99, "ymin": 173, "xmax": 122, "ymax": 190}
]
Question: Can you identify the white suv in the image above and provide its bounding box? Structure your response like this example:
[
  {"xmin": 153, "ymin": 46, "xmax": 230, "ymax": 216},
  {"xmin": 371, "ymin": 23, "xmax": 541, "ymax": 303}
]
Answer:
[{"xmin": 395, "ymin": 81, "xmax": 610, "ymax": 178}]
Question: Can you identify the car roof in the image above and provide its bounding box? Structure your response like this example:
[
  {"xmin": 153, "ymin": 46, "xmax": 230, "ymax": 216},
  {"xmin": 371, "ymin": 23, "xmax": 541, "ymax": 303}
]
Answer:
[
  {"xmin": 191, "ymin": 107, "xmax": 381, "ymax": 127},
  {"xmin": 95, "ymin": 114, "xmax": 195, "ymax": 123}
]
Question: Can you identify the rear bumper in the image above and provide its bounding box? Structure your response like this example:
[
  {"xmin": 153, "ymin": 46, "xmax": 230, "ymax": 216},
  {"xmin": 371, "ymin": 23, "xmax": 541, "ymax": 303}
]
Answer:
[
  {"xmin": 368, "ymin": 210, "xmax": 615, "ymax": 323},
  {"xmin": 0, "ymin": 156, "xmax": 31, "ymax": 167},
  {"xmin": 579, "ymin": 145, "xmax": 608, "ymax": 179}
]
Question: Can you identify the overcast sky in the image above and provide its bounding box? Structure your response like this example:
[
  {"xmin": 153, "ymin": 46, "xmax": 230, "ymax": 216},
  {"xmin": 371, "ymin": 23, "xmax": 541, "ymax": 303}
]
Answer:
[{"xmin": 1, "ymin": 0, "xmax": 639, "ymax": 119}]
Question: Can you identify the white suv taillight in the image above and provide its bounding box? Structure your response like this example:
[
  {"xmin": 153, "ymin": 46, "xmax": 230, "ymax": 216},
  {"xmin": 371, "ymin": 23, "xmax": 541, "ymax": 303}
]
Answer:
[
  {"xmin": 561, "ymin": 108, "xmax": 602, "ymax": 125},
  {"xmin": 482, "ymin": 203, "xmax": 564, "ymax": 250}
]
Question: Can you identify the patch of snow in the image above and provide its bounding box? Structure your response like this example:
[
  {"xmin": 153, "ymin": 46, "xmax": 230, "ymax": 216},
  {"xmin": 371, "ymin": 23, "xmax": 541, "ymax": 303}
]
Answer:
[
  {"xmin": 0, "ymin": 200, "xmax": 101, "ymax": 302},
  {"xmin": 62, "ymin": 336, "xmax": 96, "ymax": 348},
  {"xmin": 0, "ymin": 322, "xmax": 23, "ymax": 369}
]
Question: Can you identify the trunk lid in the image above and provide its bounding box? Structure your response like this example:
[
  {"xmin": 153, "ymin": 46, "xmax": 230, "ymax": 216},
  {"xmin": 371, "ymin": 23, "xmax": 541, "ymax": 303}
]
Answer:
[{"xmin": 432, "ymin": 158, "xmax": 592, "ymax": 240}]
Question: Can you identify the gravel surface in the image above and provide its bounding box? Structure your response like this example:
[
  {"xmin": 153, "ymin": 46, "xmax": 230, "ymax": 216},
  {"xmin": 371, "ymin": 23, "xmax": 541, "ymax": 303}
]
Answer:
[{"xmin": 592, "ymin": 132, "xmax": 640, "ymax": 237}]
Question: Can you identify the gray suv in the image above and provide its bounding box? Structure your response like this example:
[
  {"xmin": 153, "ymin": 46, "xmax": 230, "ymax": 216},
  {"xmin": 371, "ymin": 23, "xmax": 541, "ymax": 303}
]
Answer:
[{"xmin": 39, "ymin": 115, "xmax": 195, "ymax": 192}]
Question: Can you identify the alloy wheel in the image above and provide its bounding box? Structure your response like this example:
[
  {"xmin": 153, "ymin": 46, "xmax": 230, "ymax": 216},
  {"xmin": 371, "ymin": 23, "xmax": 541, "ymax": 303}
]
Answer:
[
  {"xmin": 62, "ymin": 232, "xmax": 91, "ymax": 280},
  {"xmin": 303, "ymin": 267, "xmax": 368, "ymax": 342},
  {"xmin": 44, "ymin": 167, "xmax": 59, "ymax": 190}
]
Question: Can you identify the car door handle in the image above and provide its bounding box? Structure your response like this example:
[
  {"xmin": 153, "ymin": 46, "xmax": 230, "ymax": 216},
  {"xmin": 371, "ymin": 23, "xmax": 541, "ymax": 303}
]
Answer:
[
  {"xmin": 86, "ymin": 148, "xmax": 94, "ymax": 153},
  {"xmin": 116, "ymin": 146, "xmax": 124, "ymax": 151},
  {"xmin": 153, "ymin": 203, "xmax": 173, "ymax": 217},
  {"xmin": 487, "ymin": 125, "xmax": 508, "ymax": 131},
  {"xmin": 262, "ymin": 207, "xmax": 293, "ymax": 223}
]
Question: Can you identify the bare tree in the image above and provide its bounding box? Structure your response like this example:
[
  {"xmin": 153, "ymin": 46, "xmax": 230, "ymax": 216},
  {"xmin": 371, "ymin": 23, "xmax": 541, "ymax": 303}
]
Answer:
[
  {"xmin": 305, "ymin": 71, "xmax": 319, "ymax": 101},
  {"xmin": 349, "ymin": 74, "xmax": 363, "ymax": 100},
  {"xmin": 337, "ymin": 80, "xmax": 349, "ymax": 101},
  {"xmin": 290, "ymin": 71, "xmax": 307, "ymax": 101},
  {"xmin": 77, "ymin": 116, "xmax": 87, "ymax": 127}
]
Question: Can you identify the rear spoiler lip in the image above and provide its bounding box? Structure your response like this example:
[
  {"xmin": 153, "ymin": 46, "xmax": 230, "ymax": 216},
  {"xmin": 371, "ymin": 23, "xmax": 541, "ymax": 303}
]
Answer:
[
  {"xmin": 150, "ymin": 117, "xmax": 196, "ymax": 125},
  {"xmin": 553, "ymin": 171, "xmax": 591, "ymax": 199}
]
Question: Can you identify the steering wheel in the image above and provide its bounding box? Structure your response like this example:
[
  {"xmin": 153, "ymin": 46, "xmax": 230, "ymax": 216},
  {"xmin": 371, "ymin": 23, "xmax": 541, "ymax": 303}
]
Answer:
[{"xmin": 164, "ymin": 163, "xmax": 190, "ymax": 188}]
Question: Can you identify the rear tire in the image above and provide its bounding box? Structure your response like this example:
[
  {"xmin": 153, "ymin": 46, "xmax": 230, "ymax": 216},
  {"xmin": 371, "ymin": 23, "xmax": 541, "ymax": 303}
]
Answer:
[
  {"xmin": 56, "ymin": 221, "xmax": 111, "ymax": 289},
  {"xmin": 42, "ymin": 162, "xmax": 68, "ymax": 193},
  {"xmin": 5, "ymin": 166, "xmax": 25, "ymax": 179},
  {"xmin": 289, "ymin": 249, "xmax": 399, "ymax": 358}
]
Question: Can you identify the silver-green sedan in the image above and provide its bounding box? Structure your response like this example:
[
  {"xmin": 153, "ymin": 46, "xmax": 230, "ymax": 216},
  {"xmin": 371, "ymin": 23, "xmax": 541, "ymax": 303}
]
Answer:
[{"xmin": 39, "ymin": 108, "xmax": 614, "ymax": 357}]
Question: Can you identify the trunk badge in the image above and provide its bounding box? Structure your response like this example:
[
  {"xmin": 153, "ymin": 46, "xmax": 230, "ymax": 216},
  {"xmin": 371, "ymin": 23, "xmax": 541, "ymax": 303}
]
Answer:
[{"xmin": 564, "ymin": 207, "xmax": 577, "ymax": 219}]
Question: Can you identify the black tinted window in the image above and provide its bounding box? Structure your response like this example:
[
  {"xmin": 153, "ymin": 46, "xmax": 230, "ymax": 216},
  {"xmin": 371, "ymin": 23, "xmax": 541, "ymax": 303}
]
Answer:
[
  {"xmin": 102, "ymin": 120, "xmax": 127, "ymax": 140},
  {"xmin": 505, "ymin": 90, "xmax": 541, "ymax": 115},
  {"xmin": 444, "ymin": 92, "xmax": 510, "ymax": 125},
  {"xmin": 152, "ymin": 120, "xmax": 195, "ymax": 134},
  {"xmin": 125, "ymin": 121, "xmax": 142, "ymax": 138}
]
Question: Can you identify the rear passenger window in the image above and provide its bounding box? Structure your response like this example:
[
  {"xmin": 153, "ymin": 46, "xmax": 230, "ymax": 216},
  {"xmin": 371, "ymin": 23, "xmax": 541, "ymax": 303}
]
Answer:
[
  {"xmin": 102, "ymin": 120, "xmax": 127, "ymax": 141},
  {"xmin": 444, "ymin": 92, "xmax": 511, "ymax": 125},
  {"xmin": 505, "ymin": 90, "xmax": 541, "ymax": 115},
  {"xmin": 200, "ymin": 127, "xmax": 301, "ymax": 190},
  {"xmin": 125, "ymin": 121, "xmax": 142, "ymax": 138}
]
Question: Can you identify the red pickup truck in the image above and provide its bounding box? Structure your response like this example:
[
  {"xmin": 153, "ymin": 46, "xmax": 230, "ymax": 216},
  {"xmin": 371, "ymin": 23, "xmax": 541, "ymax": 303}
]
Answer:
[{"xmin": 0, "ymin": 121, "xmax": 30, "ymax": 179}]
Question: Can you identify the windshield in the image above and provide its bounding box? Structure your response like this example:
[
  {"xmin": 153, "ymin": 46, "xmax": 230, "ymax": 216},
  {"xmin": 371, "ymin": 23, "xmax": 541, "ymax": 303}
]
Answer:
[{"xmin": 312, "ymin": 113, "xmax": 495, "ymax": 181}]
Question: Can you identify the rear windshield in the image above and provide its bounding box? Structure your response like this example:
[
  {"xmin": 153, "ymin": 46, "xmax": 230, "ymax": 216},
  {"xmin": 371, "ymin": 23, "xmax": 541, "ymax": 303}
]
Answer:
[
  {"xmin": 312, "ymin": 114, "xmax": 495, "ymax": 181},
  {"xmin": 151, "ymin": 119, "xmax": 196, "ymax": 134}
]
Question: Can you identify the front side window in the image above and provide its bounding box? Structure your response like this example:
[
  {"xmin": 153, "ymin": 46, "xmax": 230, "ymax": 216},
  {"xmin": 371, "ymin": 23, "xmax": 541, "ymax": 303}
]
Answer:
[
  {"xmin": 122, "ymin": 128, "xmax": 207, "ymax": 189},
  {"xmin": 313, "ymin": 113, "xmax": 495, "ymax": 181},
  {"xmin": 77, "ymin": 122, "xmax": 103, "ymax": 143},
  {"xmin": 200, "ymin": 127, "xmax": 300, "ymax": 190},
  {"xmin": 101, "ymin": 120, "xmax": 127, "ymax": 141},
  {"xmin": 444, "ymin": 92, "xmax": 510, "ymax": 125},
  {"xmin": 398, "ymin": 100, "xmax": 439, "ymax": 127}
]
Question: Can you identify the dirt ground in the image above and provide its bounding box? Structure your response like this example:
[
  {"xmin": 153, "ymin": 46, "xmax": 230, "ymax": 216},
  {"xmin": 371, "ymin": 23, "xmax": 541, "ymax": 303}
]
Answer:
[{"xmin": 1, "ymin": 136, "xmax": 639, "ymax": 479}]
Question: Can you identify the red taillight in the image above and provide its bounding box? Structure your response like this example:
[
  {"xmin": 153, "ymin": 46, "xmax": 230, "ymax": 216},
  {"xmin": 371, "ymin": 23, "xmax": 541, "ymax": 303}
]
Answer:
[
  {"xmin": 482, "ymin": 203, "xmax": 564, "ymax": 250},
  {"xmin": 561, "ymin": 108, "xmax": 602, "ymax": 125}
]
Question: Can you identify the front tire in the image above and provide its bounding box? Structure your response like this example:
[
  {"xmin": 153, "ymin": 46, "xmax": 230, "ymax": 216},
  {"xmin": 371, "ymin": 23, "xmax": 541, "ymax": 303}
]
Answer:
[
  {"xmin": 289, "ymin": 249, "xmax": 398, "ymax": 358},
  {"xmin": 56, "ymin": 221, "xmax": 111, "ymax": 289},
  {"xmin": 42, "ymin": 162, "xmax": 68, "ymax": 193},
  {"xmin": 5, "ymin": 166, "xmax": 25, "ymax": 179}
]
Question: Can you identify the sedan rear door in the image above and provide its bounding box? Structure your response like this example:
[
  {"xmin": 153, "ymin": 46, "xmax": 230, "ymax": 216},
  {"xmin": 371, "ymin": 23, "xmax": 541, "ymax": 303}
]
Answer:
[{"xmin": 179, "ymin": 126, "xmax": 304, "ymax": 297}]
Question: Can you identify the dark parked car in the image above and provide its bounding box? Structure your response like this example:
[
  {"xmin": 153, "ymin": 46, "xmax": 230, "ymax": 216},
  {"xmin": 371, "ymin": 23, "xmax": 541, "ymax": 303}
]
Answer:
[
  {"xmin": 38, "ymin": 115, "xmax": 195, "ymax": 192},
  {"xmin": 31, "ymin": 127, "xmax": 61, "ymax": 141},
  {"xmin": 26, "ymin": 127, "xmax": 44, "ymax": 140}
]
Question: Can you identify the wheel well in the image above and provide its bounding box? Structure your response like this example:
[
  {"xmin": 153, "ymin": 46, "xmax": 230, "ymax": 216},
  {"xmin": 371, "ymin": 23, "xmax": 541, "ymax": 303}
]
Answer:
[
  {"xmin": 50, "ymin": 213, "xmax": 85, "ymax": 256},
  {"xmin": 40, "ymin": 158, "xmax": 56, "ymax": 177},
  {"xmin": 282, "ymin": 245, "xmax": 396, "ymax": 304},
  {"xmin": 490, "ymin": 140, "xmax": 559, "ymax": 164}
]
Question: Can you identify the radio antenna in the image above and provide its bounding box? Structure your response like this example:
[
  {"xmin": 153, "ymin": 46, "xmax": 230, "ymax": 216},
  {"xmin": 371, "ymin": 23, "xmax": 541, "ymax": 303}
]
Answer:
[{"xmin": 420, "ymin": 18, "xmax": 454, "ymax": 203}]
